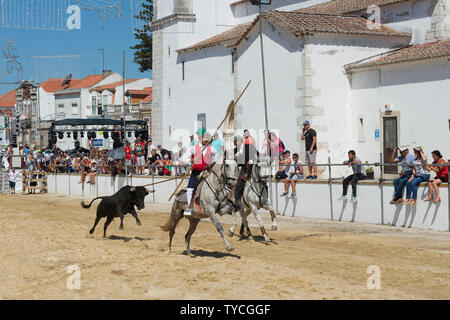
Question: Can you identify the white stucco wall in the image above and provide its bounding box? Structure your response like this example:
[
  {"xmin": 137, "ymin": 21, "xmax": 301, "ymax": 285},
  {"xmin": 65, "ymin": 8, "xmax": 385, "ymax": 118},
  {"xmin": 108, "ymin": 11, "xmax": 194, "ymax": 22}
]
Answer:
[
  {"xmin": 164, "ymin": 46, "xmax": 235, "ymax": 148},
  {"xmin": 350, "ymin": 57, "xmax": 450, "ymax": 164},
  {"xmin": 236, "ymin": 21, "xmax": 303, "ymax": 153},
  {"xmin": 307, "ymin": 34, "xmax": 411, "ymax": 175}
]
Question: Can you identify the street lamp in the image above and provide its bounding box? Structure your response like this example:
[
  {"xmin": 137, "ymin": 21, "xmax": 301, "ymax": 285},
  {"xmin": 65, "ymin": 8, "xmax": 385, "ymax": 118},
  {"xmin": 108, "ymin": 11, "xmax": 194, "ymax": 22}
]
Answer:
[{"xmin": 249, "ymin": 0, "xmax": 271, "ymax": 143}]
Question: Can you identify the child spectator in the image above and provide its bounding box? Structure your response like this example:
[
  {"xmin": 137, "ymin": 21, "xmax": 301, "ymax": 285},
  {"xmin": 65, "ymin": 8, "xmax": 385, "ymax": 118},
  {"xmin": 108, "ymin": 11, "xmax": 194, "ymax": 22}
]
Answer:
[
  {"xmin": 8, "ymin": 168, "xmax": 19, "ymax": 194},
  {"xmin": 281, "ymin": 153, "xmax": 303, "ymax": 198},
  {"xmin": 405, "ymin": 148, "xmax": 430, "ymax": 206},
  {"xmin": 425, "ymin": 150, "xmax": 448, "ymax": 203},
  {"xmin": 338, "ymin": 150, "xmax": 366, "ymax": 203}
]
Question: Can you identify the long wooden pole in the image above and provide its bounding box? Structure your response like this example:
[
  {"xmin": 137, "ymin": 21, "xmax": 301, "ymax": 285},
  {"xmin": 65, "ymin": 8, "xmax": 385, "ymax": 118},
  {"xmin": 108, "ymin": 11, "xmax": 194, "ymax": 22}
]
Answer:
[{"xmin": 167, "ymin": 80, "xmax": 251, "ymax": 201}]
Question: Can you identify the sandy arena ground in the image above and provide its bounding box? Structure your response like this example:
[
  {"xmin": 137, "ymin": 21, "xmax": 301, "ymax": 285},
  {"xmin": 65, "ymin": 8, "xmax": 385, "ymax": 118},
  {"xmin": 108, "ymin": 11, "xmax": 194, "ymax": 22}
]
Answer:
[{"xmin": 0, "ymin": 193, "xmax": 449, "ymax": 300}]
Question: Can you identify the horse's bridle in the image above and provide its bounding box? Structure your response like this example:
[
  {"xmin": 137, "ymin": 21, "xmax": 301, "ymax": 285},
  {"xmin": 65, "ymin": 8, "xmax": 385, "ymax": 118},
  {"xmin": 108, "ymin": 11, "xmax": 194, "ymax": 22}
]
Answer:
[{"xmin": 204, "ymin": 153, "xmax": 237, "ymax": 203}]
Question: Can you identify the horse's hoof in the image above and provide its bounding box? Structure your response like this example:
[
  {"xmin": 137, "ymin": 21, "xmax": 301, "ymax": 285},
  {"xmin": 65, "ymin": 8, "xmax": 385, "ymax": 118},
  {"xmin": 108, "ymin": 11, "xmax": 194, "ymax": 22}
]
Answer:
[
  {"xmin": 271, "ymin": 225, "xmax": 278, "ymax": 231},
  {"xmin": 226, "ymin": 245, "xmax": 234, "ymax": 252},
  {"xmin": 227, "ymin": 230, "xmax": 234, "ymax": 237},
  {"xmin": 137, "ymin": 221, "xmax": 142, "ymax": 226},
  {"xmin": 119, "ymin": 226, "xmax": 124, "ymax": 230}
]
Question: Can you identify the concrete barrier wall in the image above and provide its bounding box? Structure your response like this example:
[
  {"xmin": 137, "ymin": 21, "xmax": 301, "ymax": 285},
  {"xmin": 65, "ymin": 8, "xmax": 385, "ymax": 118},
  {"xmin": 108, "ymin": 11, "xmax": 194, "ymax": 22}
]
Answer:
[{"xmin": 46, "ymin": 174, "xmax": 449, "ymax": 232}]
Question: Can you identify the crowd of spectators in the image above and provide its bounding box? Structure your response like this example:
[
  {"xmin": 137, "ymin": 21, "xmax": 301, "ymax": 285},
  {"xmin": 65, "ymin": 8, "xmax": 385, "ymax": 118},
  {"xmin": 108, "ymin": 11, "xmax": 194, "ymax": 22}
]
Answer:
[{"xmin": 1, "ymin": 121, "xmax": 447, "ymax": 205}]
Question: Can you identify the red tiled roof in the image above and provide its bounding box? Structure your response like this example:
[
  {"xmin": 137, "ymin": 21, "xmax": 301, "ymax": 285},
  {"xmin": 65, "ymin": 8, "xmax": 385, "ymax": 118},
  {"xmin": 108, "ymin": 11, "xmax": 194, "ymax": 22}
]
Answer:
[
  {"xmin": 141, "ymin": 94, "xmax": 152, "ymax": 103},
  {"xmin": 235, "ymin": 11, "xmax": 410, "ymax": 47},
  {"xmin": 90, "ymin": 79, "xmax": 142, "ymax": 92},
  {"xmin": 0, "ymin": 89, "xmax": 16, "ymax": 108},
  {"xmin": 70, "ymin": 75, "xmax": 104, "ymax": 89},
  {"xmin": 297, "ymin": 0, "xmax": 411, "ymax": 15},
  {"xmin": 40, "ymin": 78, "xmax": 80, "ymax": 93},
  {"xmin": 177, "ymin": 23, "xmax": 252, "ymax": 53},
  {"xmin": 345, "ymin": 38, "xmax": 450, "ymax": 71},
  {"xmin": 127, "ymin": 87, "xmax": 152, "ymax": 96}
]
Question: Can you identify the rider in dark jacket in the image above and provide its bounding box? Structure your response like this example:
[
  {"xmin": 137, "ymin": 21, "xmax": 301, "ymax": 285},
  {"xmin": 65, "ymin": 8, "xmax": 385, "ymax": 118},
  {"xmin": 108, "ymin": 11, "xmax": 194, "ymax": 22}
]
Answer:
[{"xmin": 233, "ymin": 135, "xmax": 259, "ymax": 210}]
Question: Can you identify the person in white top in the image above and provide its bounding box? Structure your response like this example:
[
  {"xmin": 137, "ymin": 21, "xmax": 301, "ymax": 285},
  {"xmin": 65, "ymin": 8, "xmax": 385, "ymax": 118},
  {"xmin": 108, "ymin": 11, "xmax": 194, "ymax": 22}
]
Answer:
[
  {"xmin": 283, "ymin": 153, "xmax": 303, "ymax": 198},
  {"xmin": 9, "ymin": 168, "xmax": 19, "ymax": 194},
  {"xmin": 147, "ymin": 138, "xmax": 158, "ymax": 156},
  {"xmin": 182, "ymin": 129, "xmax": 219, "ymax": 216}
]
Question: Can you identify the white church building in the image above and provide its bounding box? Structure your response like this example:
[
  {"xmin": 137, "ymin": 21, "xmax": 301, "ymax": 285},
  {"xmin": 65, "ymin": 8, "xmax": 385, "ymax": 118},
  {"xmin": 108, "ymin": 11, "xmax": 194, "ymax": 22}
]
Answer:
[{"xmin": 151, "ymin": 0, "xmax": 450, "ymax": 176}]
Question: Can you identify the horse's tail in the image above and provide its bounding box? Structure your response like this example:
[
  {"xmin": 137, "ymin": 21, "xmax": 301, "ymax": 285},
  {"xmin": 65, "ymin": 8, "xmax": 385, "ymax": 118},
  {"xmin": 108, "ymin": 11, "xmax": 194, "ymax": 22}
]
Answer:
[
  {"xmin": 161, "ymin": 204, "xmax": 181, "ymax": 232},
  {"xmin": 160, "ymin": 215, "xmax": 172, "ymax": 232},
  {"xmin": 81, "ymin": 197, "xmax": 104, "ymax": 209}
]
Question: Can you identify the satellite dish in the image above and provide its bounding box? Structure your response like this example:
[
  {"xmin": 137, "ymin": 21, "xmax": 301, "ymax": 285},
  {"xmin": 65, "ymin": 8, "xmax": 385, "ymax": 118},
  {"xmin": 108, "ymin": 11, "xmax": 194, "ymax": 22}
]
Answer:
[{"xmin": 61, "ymin": 74, "xmax": 73, "ymax": 87}]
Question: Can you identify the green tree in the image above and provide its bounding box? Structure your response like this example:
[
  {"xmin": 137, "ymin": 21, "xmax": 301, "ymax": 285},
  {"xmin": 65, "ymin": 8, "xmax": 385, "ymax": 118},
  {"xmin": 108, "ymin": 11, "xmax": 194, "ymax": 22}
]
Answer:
[{"xmin": 131, "ymin": 0, "xmax": 153, "ymax": 72}]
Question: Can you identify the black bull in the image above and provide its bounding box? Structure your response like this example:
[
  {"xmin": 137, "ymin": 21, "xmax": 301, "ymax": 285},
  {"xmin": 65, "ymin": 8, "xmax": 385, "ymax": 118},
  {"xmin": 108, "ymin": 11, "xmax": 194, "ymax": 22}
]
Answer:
[{"xmin": 81, "ymin": 186, "xmax": 150, "ymax": 238}]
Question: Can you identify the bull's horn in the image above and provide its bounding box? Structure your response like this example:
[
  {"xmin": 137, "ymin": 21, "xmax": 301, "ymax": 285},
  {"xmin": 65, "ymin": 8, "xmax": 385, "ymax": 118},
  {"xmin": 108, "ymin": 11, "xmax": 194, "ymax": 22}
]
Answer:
[
  {"xmin": 146, "ymin": 188, "xmax": 155, "ymax": 193},
  {"xmin": 130, "ymin": 187, "xmax": 136, "ymax": 192}
]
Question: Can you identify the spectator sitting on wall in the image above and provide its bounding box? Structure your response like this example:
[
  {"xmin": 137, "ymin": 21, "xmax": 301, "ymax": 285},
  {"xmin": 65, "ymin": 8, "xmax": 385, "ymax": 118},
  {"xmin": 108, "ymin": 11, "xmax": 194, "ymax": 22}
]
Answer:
[
  {"xmin": 389, "ymin": 146, "xmax": 415, "ymax": 204},
  {"xmin": 276, "ymin": 150, "xmax": 291, "ymax": 182},
  {"xmin": 338, "ymin": 150, "xmax": 366, "ymax": 203},
  {"xmin": 87, "ymin": 160, "xmax": 97, "ymax": 185},
  {"xmin": 425, "ymin": 150, "xmax": 448, "ymax": 203},
  {"xmin": 146, "ymin": 149, "xmax": 162, "ymax": 175},
  {"xmin": 78, "ymin": 155, "xmax": 91, "ymax": 184},
  {"xmin": 301, "ymin": 120, "xmax": 318, "ymax": 180},
  {"xmin": 405, "ymin": 147, "xmax": 430, "ymax": 206},
  {"xmin": 158, "ymin": 144, "xmax": 172, "ymax": 160},
  {"xmin": 160, "ymin": 154, "xmax": 173, "ymax": 176},
  {"xmin": 281, "ymin": 152, "xmax": 303, "ymax": 199}
]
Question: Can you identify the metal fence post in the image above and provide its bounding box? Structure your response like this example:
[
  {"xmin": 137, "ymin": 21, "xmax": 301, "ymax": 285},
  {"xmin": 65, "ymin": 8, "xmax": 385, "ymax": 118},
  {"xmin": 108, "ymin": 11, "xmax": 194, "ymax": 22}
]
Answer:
[
  {"xmin": 328, "ymin": 156, "xmax": 334, "ymax": 220},
  {"xmin": 152, "ymin": 169, "xmax": 155, "ymax": 203},
  {"xmin": 379, "ymin": 153, "xmax": 384, "ymax": 225}
]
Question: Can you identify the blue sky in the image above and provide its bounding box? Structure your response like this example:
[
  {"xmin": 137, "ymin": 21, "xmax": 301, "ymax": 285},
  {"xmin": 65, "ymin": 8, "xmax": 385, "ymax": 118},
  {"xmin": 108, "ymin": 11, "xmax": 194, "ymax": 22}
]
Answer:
[{"xmin": 0, "ymin": 0, "xmax": 152, "ymax": 95}]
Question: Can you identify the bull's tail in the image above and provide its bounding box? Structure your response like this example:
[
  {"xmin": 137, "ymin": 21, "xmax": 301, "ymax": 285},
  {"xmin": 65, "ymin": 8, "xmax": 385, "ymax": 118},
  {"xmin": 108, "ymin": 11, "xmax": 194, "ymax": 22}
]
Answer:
[{"xmin": 81, "ymin": 197, "xmax": 104, "ymax": 209}]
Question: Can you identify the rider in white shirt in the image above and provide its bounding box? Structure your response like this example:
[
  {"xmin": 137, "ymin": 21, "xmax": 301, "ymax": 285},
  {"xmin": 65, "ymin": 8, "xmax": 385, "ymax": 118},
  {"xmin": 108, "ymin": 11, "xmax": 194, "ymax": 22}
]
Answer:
[{"xmin": 182, "ymin": 129, "xmax": 219, "ymax": 216}]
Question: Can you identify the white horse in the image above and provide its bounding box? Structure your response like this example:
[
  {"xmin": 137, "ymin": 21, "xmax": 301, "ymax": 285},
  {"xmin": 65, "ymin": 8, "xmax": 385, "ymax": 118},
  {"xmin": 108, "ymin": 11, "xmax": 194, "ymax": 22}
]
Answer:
[
  {"xmin": 161, "ymin": 154, "xmax": 239, "ymax": 254},
  {"xmin": 228, "ymin": 156, "xmax": 278, "ymax": 244}
]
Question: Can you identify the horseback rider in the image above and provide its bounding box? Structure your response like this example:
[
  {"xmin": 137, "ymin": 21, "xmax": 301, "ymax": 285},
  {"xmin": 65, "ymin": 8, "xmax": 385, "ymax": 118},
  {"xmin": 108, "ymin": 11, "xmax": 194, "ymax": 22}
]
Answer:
[
  {"xmin": 183, "ymin": 128, "xmax": 219, "ymax": 216},
  {"xmin": 233, "ymin": 133, "xmax": 259, "ymax": 210}
]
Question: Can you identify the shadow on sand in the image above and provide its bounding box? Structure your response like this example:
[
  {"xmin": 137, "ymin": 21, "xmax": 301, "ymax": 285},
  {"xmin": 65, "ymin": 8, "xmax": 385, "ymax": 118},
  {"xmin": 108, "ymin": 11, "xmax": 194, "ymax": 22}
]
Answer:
[
  {"xmin": 107, "ymin": 235, "xmax": 153, "ymax": 242},
  {"xmin": 182, "ymin": 249, "xmax": 241, "ymax": 259}
]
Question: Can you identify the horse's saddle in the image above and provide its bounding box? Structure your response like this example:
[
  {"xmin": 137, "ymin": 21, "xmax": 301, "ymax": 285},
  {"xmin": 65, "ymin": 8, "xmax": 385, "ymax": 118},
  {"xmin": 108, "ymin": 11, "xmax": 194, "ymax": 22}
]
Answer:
[{"xmin": 175, "ymin": 173, "xmax": 208, "ymax": 203}]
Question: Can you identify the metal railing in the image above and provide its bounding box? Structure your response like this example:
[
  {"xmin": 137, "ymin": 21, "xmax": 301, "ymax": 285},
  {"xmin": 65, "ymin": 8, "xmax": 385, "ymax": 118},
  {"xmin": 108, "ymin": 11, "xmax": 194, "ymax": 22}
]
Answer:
[{"xmin": 2, "ymin": 153, "xmax": 448, "ymax": 230}]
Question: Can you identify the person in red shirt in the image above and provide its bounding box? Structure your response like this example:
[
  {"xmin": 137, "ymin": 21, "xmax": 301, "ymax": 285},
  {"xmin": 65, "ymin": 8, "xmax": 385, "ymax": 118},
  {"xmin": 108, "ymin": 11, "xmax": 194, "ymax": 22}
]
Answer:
[
  {"xmin": 425, "ymin": 150, "xmax": 448, "ymax": 202},
  {"xmin": 243, "ymin": 129, "xmax": 256, "ymax": 147},
  {"xmin": 124, "ymin": 142, "xmax": 132, "ymax": 172}
]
